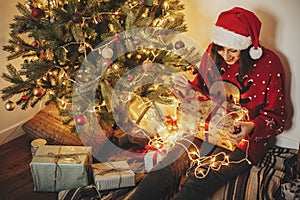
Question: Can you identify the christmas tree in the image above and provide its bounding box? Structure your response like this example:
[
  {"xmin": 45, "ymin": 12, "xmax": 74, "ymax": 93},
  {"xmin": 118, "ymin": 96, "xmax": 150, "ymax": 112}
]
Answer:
[{"xmin": 1, "ymin": 0, "xmax": 201, "ymax": 141}]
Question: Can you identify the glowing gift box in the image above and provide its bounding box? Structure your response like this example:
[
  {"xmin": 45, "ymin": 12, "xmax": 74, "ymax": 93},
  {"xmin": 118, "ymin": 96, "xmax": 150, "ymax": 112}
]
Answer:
[
  {"xmin": 179, "ymin": 81, "xmax": 249, "ymax": 151},
  {"xmin": 127, "ymin": 80, "xmax": 249, "ymax": 151}
]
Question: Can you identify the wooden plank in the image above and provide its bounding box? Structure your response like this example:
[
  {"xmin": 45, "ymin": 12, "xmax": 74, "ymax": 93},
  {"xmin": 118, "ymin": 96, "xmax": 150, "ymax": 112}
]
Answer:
[{"xmin": 0, "ymin": 134, "xmax": 57, "ymax": 199}]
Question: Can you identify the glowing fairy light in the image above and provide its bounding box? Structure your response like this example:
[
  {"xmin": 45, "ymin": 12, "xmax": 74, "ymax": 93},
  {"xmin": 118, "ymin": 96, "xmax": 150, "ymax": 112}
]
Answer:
[
  {"xmin": 142, "ymin": 113, "xmax": 252, "ymax": 179},
  {"xmin": 93, "ymin": 18, "xmax": 98, "ymax": 24}
]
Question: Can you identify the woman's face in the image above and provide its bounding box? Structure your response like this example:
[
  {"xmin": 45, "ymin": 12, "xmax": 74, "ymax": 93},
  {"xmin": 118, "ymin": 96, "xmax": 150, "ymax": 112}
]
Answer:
[{"xmin": 217, "ymin": 46, "xmax": 241, "ymax": 65}]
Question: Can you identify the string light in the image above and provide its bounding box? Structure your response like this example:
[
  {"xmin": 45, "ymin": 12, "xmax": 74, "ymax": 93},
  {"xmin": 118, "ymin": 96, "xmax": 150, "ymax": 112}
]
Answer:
[{"xmin": 139, "ymin": 108, "xmax": 252, "ymax": 179}]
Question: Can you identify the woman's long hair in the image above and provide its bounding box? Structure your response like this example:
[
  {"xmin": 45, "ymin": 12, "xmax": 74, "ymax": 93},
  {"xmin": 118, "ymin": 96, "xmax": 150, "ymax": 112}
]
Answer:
[{"xmin": 211, "ymin": 43, "xmax": 256, "ymax": 82}]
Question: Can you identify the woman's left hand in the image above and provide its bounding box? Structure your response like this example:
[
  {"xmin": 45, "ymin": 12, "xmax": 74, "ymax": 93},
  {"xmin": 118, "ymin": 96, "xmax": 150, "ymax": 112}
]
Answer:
[{"xmin": 227, "ymin": 121, "xmax": 255, "ymax": 145}]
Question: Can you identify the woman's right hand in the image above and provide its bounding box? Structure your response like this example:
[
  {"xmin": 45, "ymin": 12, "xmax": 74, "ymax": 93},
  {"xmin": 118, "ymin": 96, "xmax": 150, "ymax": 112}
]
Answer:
[{"xmin": 172, "ymin": 73, "xmax": 191, "ymax": 97}]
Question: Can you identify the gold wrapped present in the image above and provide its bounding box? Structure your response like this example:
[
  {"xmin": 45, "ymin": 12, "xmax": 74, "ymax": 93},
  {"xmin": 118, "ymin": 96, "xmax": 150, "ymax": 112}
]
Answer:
[
  {"xmin": 91, "ymin": 161, "xmax": 135, "ymax": 191},
  {"xmin": 127, "ymin": 94, "xmax": 179, "ymax": 146},
  {"xmin": 30, "ymin": 145, "xmax": 92, "ymax": 192},
  {"xmin": 126, "ymin": 79, "xmax": 248, "ymax": 151}
]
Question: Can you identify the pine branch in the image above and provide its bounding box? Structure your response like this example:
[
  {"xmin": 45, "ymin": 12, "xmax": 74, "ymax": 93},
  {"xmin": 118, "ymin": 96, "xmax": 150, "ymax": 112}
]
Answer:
[
  {"xmin": 34, "ymin": 22, "xmax": 73, "ymax": 43},
  {"xmin": 51, "ymin": 7, "xmax": 71, "ymax": 24},
  {"xmin": 1, "ymin": 64, "xmax": 23, "ymax": 83},
  {"xmin": 109, "ymin": 16, "xmax": 125, "ymax": 33},
  {"xmin": 19, "ymin": 61, "xmax": 50, "ymax": 81},
  {"xmin": 1, "ymin": 83, "xmax": 31, "ymax": 101},
  {"xmin": 15, "ymin": 2, "xmax": 31, "ymax": 18},
  {"xmin": 71, "ymin": 23, "xmax": 84, "ymax": 42}
]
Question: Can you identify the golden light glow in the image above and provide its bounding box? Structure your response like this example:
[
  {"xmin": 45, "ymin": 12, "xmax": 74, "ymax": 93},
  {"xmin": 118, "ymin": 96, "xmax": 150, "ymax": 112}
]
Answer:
[{"xmin": 142, "ymin": 115, "xmax": 252, "ymax": 179}]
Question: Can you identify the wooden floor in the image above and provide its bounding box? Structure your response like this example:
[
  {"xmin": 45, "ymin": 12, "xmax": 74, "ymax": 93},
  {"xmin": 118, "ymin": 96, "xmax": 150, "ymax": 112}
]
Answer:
[{"xmin": 0, "ymin": 134, "xmax": 57, "ymax": 200}]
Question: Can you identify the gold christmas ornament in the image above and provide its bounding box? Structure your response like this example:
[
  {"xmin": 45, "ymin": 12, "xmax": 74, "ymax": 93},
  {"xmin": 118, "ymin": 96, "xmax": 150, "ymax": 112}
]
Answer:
[
  {"xmin": 142, "ymin": 8, "xmax": 149, "ymax": 18},
  {"xmin": 5, "ymin": 100, "xmax": 15, "ymax": 111},
  {"xmin": 136, "ymin": 54, "xmax": 142, "ymax": 60},
  {"xmin": 32, "ymin": 86, "xmax": 44, "ymax": 97}
]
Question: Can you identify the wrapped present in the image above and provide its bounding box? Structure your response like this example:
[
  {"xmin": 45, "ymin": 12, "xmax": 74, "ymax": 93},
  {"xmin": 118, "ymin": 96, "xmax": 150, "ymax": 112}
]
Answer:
[
  {"xmin": 128, "ymin": 95, "xmax": 179, "ymax": 146},
  {"xmin": 196, "ymin": 101, "xmax": 248, "ymax": 151},
  {"xmin": 144, "ymin": 149, "xmax": 167, "ymax": 172},
  {"xmin": 126, "ymin": 79, "xmax": 248, "ymax": 151},
  {"xmin": 30, "ymin": 145, "xmax": 92, "ymax": 192},
  {"xmin": 180, "ymin": 99, "xmax": 248, "ymax": 151},
  {"xmin": 91, "ymin": 161, "xmax": 135, "ymax": 191},
  {"xmin": 179, "ymin": 82, "xmax": 249, "ymax": 151},
  {"xmin": 128, "ymin": 96, "xmax": 161, "ymax": 135},
  {"xmin": 111, "ymin": 129, "xmax": 129, "ymax": 147}
]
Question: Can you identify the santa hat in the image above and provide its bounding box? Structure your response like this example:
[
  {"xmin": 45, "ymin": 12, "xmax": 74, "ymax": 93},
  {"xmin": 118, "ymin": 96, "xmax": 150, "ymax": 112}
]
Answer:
[{"xmin": 211, "ymin": 7, "xmax": 263, "ymax": 59}]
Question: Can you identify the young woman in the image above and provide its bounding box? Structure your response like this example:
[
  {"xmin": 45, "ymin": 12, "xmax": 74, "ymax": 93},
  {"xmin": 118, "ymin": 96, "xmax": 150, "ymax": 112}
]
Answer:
[{"xmin": 126, "ymin": 7, "xmax": 287, "ymax": 199}]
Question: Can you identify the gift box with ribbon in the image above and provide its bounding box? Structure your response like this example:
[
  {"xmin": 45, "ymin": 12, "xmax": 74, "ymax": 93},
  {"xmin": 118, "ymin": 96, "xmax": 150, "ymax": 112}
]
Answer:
[
  {"xmin": 196, "ymin": 100, "xmax": 248, "ymax": 151},
  {"xmin": 91, "ymin": 161, "xmax": 135, "ymax": 191},
  {"xmin": 30, "ymin": 145, "xmax": 92, "ymax": 192},
  {"xmin": 179, "ymin": 81, "xmax": 249, "ymax": 151}
]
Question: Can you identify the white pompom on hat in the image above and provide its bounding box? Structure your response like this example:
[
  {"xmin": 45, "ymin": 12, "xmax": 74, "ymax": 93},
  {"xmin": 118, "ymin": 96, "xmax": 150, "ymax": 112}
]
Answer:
[{"xmin": 211, "ymin": 7, "xmax": 263, "ymax": 59}]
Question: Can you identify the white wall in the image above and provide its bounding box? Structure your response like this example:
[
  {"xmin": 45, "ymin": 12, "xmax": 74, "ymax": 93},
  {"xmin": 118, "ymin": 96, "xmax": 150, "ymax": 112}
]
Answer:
[
  {"xmin": 0, "ymin": 0, "xmax": 42, "ymax": 144},
  {"xmin": 0, "ymin": 0, "xmax": 299, "ymax": 149},
  {"xmin": 182, "ymin": 0, "xmax": 300, "ymax": 149}
]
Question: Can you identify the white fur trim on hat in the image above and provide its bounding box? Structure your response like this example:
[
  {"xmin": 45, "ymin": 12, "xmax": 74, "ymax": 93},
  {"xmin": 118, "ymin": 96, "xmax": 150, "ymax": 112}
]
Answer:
[
  {"xmin": 249, "ymin": 46, "xmax": 263, "ymax": 59},
  {"xmin": 211, "ymin": 26, "xmax": 252, "ymax": 50}
]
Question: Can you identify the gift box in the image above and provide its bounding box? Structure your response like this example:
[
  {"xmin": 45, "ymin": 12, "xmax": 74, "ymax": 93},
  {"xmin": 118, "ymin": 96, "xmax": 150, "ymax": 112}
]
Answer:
[
  {"xmin": 202, "ymin": 101, "xmax": 247, "ymax": 151},
  {"xmin": 30, "ymin": 145, "xmax": 92, "ymax": 192},
  {"xmin": 91, "ymin": 161, "xmax": 135, "ymax": 191},
  {"xmin": 111, "ymin": 129, "xmax": 129, "ymax": 147},
  {"xmin": 144, "ymin": 150, "xmax": 167, "ymax": 172},
  {"xmin": 179, "ymin": 91, "xmax": 248, "ymax": 151},
  {"xmin": 127, "ymin": 80, "xmax": 248, "ymax": 151}
]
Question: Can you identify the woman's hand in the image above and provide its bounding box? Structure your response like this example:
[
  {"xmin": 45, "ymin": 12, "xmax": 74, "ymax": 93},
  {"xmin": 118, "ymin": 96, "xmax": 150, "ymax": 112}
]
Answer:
[
  {"xmin": 227, "ymin": 121, "xmax": 255, "ymax": 145},
  {"xmin": 172, "ymin": 73, "xmax": 191, "ymax": 97}
]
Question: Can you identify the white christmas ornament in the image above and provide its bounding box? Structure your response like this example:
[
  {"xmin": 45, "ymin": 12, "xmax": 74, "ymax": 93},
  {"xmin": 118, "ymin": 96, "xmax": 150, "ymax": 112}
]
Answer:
[{"xmin": 102, "ymin": 47, "xmax": 114, "ymax": 59}]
